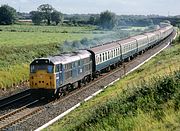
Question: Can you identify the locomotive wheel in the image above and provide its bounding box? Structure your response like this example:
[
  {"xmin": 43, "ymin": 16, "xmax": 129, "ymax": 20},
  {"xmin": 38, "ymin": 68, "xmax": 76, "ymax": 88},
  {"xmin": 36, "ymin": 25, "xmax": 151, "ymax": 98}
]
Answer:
[
  {"xmin": 54, "ymin": 87, "xmax": 66, "ymax": 98},
  {"xmin": 83, "ymin": 77, "xmax": 87, "ymax": 85},
  {"xmin": 54, "ymin": 88, "xmax": 61, "ymax": 98},
  {"xmin": 78, "ymin": 80, "xmax": 82, "ymax": 88},
  {"xmin": 87, "ymin": 75, "xmax": 91, "ymax": 83},
  {"xmin": 68, "ymin": 84, "xmax": 74, "ymax": 91}
]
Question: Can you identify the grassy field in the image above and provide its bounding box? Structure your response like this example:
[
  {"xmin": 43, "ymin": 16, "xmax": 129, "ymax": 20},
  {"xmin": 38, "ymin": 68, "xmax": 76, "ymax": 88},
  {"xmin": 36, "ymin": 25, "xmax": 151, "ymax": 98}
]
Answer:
[
  {"xmin": 0, "ymin": 25, "xmax": 97, "ymax": 33},
  {"xmin": 46, "ymin": 35, "xmax": 180, "ymax": 130},
  {"xmin": 0, "ymin": 25, "xmax": 107, "ymax": 46},
  {"xmin": 0, "ymin": 25, "xmax": 108, "ymax": 89},
  {"xmin": 0, "ymin": 31, "xmax": 94, "ymax": 46}
]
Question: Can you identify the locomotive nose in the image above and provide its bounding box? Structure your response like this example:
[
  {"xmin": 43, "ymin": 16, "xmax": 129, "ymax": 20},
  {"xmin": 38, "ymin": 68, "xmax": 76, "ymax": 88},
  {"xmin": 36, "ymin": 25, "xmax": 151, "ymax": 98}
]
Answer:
[{"xmin": 30, "ymin": 71, "xmax": 55, "ymax": 89}]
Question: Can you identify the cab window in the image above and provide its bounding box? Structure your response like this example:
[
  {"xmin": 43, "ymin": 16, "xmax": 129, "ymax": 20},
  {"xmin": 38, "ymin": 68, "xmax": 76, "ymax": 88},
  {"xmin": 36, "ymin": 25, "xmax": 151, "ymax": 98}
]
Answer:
[
  {"xmin": 30, "ymin": 65, "xmax": 54, "ymax": 73},
  {"xmin": 47, "ymin": 65, "xmax": 54, "ymax": 73}
]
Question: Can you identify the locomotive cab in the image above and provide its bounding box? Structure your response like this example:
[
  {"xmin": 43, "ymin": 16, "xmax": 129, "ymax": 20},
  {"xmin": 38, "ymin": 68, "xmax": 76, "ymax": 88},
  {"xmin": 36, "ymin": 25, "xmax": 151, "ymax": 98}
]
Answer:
[{"xmin": 29, "ymin": 59, "xmax": 57, "ymax": 90}]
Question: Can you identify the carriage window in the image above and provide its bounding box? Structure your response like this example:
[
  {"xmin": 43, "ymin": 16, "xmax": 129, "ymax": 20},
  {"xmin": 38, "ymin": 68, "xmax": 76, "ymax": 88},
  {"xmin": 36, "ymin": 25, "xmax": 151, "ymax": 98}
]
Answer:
[
  {"xmin": 105, "ymin": 52, "xmax": 107, "ymax": 60},
  {"xmin": 103, "ymin": 53, "xmax": 105, "ymax": 61},
  {"xmin": 100, "ymin": 54, "xmax": 102, "ymax": 62}
]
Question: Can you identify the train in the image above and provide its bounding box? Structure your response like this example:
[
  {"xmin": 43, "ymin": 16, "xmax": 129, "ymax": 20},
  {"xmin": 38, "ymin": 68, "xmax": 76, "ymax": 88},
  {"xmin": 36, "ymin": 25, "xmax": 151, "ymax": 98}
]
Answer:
[{"xmin": 29, "ymin": 24, "xmax": 174, "ymax": 97}]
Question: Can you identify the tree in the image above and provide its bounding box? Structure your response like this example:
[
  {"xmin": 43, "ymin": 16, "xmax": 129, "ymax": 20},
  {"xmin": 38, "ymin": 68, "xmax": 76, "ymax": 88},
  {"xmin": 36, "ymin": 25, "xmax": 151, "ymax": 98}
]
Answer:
[
  {"xmin": 99, "ymin": 10, "xmax": 116, "ymax": 29},
  {"xmin": 30, "ymin": 11, "xmax": 43, "ymax": 25},
  {"xmin": 0, "ymin": 5, "xmax": 17, "ymax": 25},
  {"xmin": 89, "ymin": 16, "xmax": 96, "ymax": 25},
  {"xmin": 38, "ymin": 4, "xmax": 54, "ymax": 25},
  {"xmin": 51, "ymin": 11, "xmax": 63, "ymax": 25}
]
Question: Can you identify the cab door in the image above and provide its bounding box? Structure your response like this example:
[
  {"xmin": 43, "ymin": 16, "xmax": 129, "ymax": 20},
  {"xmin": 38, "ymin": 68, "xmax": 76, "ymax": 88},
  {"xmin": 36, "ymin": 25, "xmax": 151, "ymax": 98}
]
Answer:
[{"xmin": 55, "ymin": 64, "xmax": 62, "ymax": 88}]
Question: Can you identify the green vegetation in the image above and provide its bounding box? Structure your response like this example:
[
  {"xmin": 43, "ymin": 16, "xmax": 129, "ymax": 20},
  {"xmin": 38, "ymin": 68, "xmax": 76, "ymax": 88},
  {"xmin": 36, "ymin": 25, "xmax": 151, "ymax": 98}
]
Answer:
[
  {"xmin": 46, "ymin": 37, "xmax": 180, "ymax": 130},
  {"xmin": 0, "ymin": 31, "xmax": 93, "ymax": 46},
  {"xmin": 71, "ymin": 71, "xmax": 180, "ymax": 131},
  {"xmin": 0, "ymin": 5, "xmax": 17, "ymax": 25},
  {"xmin": 99, "ymin": 10, "xmax": 116, "ymax": 29},
  {"xmin": 0, "ymin": 25, "xmax": 107, "ymax": 89},
  {"xmin": 30, "ymin": 4, "xmax": 63, "ymax": 25},
  {"xmin": 0, "ymin": 25, "xmax": 97, "ymax": 34},
  {"xmin": 0, "ymin": 43, "xmax": 59, "ymax": 89}
]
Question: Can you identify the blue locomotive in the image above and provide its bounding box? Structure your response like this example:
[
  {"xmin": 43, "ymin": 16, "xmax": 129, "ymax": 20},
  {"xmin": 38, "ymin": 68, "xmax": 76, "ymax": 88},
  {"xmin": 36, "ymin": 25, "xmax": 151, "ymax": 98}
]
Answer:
[{"xmin": 29, "ymin": 24, "xmax": 173, "ymax": 97}]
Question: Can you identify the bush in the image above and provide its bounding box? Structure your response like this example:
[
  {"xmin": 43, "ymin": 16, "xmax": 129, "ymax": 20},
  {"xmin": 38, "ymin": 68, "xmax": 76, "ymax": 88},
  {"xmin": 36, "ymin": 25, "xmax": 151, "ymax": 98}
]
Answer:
[{"xmin": 62, "ymin": 30, "xmax": 68, "ymax": 33}]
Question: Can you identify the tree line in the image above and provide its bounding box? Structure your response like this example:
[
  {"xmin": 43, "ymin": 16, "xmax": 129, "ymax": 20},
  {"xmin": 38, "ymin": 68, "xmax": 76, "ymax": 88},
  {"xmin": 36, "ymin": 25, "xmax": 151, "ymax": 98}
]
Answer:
[
  {"xmin": 0, "ymin": 4, "xmax": 117, "ymax": 29},
  {"xmin": 0, "ymin": 4, "xmax": 178, "ymax": 29}
]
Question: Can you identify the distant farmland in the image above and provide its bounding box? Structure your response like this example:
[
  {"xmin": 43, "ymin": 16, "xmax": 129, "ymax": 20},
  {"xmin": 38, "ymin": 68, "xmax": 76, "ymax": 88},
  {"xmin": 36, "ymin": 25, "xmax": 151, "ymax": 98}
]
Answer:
[{"xmin": 0, "ymin": 25, "xmax": 106, "ymax": 46}]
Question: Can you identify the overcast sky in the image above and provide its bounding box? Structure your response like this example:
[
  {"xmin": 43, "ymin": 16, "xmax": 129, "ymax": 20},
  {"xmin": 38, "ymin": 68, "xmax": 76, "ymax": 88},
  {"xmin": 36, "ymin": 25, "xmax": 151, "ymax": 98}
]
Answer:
[{"xmin": 0, "ymin": 0, "xmax": 179, "ymax": 16}]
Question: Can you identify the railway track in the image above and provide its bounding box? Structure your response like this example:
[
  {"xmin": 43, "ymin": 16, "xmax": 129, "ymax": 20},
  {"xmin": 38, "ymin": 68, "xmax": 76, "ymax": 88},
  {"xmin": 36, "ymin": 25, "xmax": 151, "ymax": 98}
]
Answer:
[
  {"xmin": 0, "ymin": 98, "xmax": 45, "ymax": 130},
  {"xmin": 0, "ymin": 89, "xmax": 31, "ymax": 109},
  {"xmin": 1, "ymin": 30, "xmax": 176, "ymax": 130}
]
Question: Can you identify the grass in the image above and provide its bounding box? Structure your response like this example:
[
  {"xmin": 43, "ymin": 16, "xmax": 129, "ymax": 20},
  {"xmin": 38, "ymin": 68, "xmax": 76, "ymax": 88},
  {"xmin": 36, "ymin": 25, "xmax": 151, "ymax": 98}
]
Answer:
[
  {"xmin": 0, "ymin": 25, "xmax": 107, "ymax": 89},
  {"xmin": 46, "ymin": 35, "xmax": 180, "ymax": 131},
  {"xmin": 0, "ymin": 31, "xmax": 94, "ymax": 46},
  {"xmin": 0, "ymin": 25, "xmax": 107, "ymax": 46},
  {"xmin": 74, "ymin": 71, "xmax": 180, "ymax": 131},
  {"xmin": 0, "ymin": 25, "xmax": 97, "ymax": 33},
  {"xmin": 0, "ymin": 43, "xmax": 60, "ymax": 89},
  {"xmin": 0, "ymin": 64, "xmax": 29, "ymax": 88}
]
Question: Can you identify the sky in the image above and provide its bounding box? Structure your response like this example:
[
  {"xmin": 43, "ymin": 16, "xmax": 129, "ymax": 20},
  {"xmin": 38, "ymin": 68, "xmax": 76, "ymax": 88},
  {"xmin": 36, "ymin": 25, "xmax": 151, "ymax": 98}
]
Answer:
[{"xmin": 0, "ymin": 0, "xmax": 179, "ymax": 16}]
